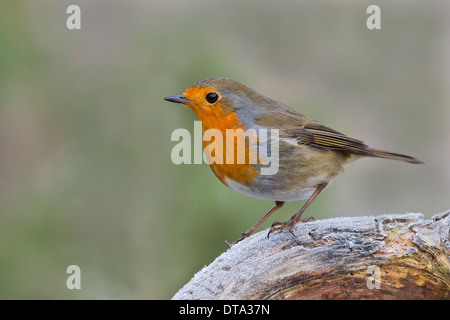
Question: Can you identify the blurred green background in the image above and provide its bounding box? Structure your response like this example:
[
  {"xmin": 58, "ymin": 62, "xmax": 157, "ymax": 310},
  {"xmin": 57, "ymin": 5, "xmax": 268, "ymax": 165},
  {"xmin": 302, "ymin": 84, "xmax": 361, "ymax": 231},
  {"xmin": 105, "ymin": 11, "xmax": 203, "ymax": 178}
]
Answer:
[{"xmin": 1, "ymin": 0, "xmax": 449, "ymax": 299}]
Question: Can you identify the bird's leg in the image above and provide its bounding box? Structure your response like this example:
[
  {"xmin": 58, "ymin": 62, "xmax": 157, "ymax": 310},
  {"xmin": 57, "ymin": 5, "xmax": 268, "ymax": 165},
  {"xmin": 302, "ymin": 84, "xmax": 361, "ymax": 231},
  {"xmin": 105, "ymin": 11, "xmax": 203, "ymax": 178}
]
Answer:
[
  {"xmin": 225, "ymin": 201, "xmax": 285, "ymax": 248},
  {"xmin": 268, "ymin": 183, "xmax": 328, "ymax": 238}
]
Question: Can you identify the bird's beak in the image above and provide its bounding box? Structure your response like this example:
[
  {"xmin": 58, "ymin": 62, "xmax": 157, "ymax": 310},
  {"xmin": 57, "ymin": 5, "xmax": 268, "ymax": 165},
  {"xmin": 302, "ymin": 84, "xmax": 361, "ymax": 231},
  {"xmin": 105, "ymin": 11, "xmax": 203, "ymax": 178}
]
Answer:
[{"xmin": 164, "ymin": 95, "xmax": 191, "ymax": 105}]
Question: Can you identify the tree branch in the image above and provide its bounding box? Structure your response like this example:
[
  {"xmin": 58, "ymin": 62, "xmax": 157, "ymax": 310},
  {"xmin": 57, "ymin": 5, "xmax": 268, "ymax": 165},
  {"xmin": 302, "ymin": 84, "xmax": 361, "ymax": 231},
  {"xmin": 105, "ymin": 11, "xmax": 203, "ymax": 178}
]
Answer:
[{"xmin": 173, "ymin": 211, "xmax": 450, "ymax": 300}]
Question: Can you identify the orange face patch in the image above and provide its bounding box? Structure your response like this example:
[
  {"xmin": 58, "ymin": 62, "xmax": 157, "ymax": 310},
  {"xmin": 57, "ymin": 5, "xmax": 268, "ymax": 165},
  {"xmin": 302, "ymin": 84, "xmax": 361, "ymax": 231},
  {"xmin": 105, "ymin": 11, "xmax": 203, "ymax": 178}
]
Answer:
[{"xmin": 184, "ymin": 86, "xmax": 228, "ymax": 118}]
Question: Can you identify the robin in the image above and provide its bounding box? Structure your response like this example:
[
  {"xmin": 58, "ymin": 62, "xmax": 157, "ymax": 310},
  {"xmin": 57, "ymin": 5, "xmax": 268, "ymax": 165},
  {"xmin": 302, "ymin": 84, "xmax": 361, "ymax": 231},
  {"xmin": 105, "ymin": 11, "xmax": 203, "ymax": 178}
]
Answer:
[{"xmin": 164, "ymin": 78, "xmax": 423, "ymax": 247}]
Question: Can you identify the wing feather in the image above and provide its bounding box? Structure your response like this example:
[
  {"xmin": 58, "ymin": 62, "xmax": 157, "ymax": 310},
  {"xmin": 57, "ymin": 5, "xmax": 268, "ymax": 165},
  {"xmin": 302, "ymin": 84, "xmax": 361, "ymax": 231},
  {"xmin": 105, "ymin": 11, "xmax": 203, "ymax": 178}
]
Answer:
[{"xmin": 256, "ymin": 110, "xmax": 376, "ymax": 156}]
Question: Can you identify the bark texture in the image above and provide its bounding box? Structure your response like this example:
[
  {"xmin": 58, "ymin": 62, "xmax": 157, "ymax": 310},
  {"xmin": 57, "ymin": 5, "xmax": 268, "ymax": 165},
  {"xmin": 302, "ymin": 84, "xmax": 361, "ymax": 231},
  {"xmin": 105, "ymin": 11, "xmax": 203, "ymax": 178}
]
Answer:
[{"xmin": 173, "ymin": 211, "xmax": 450, "ymax": 300}]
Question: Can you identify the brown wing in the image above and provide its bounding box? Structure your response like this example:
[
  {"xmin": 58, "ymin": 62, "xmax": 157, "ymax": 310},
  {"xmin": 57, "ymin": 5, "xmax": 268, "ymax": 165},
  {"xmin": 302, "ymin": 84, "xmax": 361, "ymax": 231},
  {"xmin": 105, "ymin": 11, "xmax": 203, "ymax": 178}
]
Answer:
[
  {"xmin": 256, "ymin": 109, "xmax": 376, "ymax": 156},
  {"xmin": 283, "ymin": 125, "xmax": 376, "ymax": 156}
]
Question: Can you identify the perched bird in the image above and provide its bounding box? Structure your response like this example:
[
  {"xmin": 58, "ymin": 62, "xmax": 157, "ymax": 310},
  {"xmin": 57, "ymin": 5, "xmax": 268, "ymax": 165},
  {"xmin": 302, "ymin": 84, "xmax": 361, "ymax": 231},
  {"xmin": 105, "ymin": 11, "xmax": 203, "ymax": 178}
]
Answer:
[{"xmin": 164, "ymin": 78, "xmax": 423, "ymax": 247}]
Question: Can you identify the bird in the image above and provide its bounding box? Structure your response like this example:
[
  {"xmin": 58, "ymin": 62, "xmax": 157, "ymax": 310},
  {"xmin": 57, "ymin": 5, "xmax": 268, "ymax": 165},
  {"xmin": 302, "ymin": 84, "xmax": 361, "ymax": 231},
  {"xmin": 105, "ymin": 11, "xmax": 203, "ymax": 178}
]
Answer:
[{"xmin": 164, "ymin": 78, "xmax": 423, "ymax": 247}]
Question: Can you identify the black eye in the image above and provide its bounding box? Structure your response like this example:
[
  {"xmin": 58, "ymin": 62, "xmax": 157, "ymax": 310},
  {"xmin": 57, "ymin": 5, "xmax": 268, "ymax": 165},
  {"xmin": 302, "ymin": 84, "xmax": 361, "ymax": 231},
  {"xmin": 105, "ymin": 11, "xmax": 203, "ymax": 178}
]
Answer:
[{"xmin": 205, "ymin": 92, "xmax": 219, "ymax": 104}]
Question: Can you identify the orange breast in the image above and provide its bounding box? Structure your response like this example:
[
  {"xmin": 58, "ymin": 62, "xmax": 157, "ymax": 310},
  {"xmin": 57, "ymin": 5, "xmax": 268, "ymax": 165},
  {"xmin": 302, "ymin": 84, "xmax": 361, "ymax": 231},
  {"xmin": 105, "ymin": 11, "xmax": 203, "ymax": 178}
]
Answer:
[{"xmin": 197, "ymin": 111, "xmax": 259, "ymax": 187}]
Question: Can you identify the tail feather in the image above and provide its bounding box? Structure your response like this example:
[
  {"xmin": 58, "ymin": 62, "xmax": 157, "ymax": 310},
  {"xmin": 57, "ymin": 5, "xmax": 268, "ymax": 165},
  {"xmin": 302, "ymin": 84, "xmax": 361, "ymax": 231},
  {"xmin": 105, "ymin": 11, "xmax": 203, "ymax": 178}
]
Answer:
[{"xmin": 369, "ymin": 148, "xmax": 424, "ymax": 164}]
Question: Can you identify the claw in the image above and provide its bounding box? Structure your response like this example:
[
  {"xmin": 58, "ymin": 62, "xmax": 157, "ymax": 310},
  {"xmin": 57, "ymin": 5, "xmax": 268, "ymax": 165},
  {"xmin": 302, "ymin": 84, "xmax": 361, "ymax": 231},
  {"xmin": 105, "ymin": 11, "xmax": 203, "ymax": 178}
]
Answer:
[
  {"xmin": 225, "ymin": 232, "xmax": 250, "ymax": 248},
  {"xmin": 267, "ymin": 221, "xmax": 285, "ymax": 238},
  {"xmin": 270, "ymin": 221, "xmax": 284, "ymax": 227},
  {"xmin": 267, "ymin": 216, "xmax": 314, "ymax": 239}
]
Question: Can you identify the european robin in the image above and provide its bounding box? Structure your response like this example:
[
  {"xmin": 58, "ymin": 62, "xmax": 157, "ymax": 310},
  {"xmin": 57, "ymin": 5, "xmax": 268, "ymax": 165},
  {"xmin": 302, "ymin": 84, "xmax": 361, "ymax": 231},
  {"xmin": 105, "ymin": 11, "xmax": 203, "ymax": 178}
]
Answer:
[{"xmin": 164, "ymin": 78, "xmax": 423, "ymax": 247}]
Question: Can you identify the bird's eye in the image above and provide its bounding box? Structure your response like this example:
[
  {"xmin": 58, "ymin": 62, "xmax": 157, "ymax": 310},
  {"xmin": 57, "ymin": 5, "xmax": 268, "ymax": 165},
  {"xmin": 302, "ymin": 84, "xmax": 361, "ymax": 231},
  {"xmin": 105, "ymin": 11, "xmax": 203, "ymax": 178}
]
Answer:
[{"xmin": 205, "ymin": 92, "xmax": 219, "ymax": 104}]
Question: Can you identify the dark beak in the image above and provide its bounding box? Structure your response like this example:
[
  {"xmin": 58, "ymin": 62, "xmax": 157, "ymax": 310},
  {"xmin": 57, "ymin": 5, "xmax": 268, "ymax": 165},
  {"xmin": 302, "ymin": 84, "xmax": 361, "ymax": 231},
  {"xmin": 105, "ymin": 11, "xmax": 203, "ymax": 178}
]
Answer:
[{"xmin": 164, "ymin": 95, "xmax": 191, "ymax": 105}]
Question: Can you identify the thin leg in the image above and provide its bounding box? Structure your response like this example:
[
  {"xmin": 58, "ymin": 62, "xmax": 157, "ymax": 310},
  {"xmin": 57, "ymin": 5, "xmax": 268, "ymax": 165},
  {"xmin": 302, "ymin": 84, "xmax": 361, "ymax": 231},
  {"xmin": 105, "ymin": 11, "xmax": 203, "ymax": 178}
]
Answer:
[
  {"xmin": 268, "ymin": 183, "xmax": 328, "ymax": 238},
  {"xmin": 225, "ymin": 201, "xmax": 285, "ymax": 247}
]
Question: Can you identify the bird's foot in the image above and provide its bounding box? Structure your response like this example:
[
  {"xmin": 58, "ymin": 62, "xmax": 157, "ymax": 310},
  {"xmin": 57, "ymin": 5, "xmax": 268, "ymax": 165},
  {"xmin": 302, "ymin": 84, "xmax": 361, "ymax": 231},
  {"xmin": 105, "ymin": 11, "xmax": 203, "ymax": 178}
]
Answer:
[
  {"xmin": 225, "ymin": 232, "xmax": 250, "ymax": 248},
  {"xmin": 267, "ymin": 216, "xmax": 314, "ymax": 238}
]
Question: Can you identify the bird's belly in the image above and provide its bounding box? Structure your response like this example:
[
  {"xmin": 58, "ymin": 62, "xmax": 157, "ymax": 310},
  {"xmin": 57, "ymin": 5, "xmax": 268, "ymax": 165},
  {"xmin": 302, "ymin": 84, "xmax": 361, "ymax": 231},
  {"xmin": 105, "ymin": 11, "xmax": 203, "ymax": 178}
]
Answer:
[
  {"xmin": 225, "ymin": 177, "xmax": 316, "ymax": 201},
  {"xmin": 222, "ymin": 148, "xmax": 345, "ymax": 201},
  {"xmin": 217, "ymin": 139, "xmax": 347, "ymax": 202}
]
